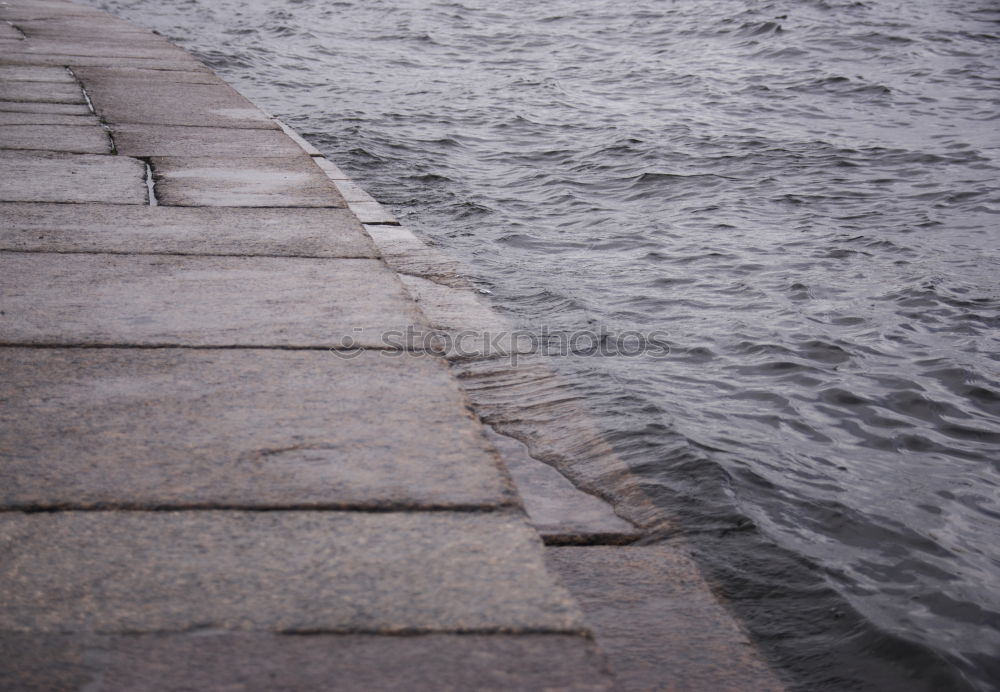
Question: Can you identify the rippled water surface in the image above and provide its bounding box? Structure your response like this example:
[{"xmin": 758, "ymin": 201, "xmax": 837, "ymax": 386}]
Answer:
[{"xmin": 92, "ymin": 0, "xmax": 999, "ymax": 687}]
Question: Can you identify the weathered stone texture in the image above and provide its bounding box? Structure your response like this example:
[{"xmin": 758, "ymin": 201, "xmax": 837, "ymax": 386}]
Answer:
[
  {"xmin": 0, "ymin": 203, "xmax": 377, "ymax": 257},
  {"xmin": 0, "ymin": 151, "xmax": 145, "ymax": 203},
  {"xmin": 73, "ymin": 66, "xmax": 276, "ymax": 128},
  {"xmin": 0, "ymin": 633, "xmax": 616, "ymax": 692},
  {"xmin": 0, "ymin": 122, "xmax": 110, "ymax": 153},
  {"xmin": 0, "ymin": 253, "xmax": 427, "ymax": 346},
  {"xmin": 0, "ymin": 347, "xmax": 514, "ymax": 509},
  {"xmin": 0, "ymin": 511, "xmax": 584, "ymax": 633},
  {"xmin": 0, "ymin": 79, "xmax": 83, "ymax": 103},
  {"xmin": 112, "ymin": 122, "xmax": 302, "ymax": 157},
  {"xmin": 547, "ymin": 545, "xmax": 786, "ymax": 691},
  {"xmin": 151, "ymin": 156, "xmax": 347, "ymax": 207}
]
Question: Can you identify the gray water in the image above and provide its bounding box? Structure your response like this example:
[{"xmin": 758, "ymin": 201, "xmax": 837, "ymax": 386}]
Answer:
[{"xmin": 92, "ymin": 0, "xmax": 999, "ymax": 688}]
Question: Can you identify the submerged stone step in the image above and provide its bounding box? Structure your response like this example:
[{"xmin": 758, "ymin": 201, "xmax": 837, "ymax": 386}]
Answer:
[
  {"xmin": 0, "ymin": 511, "xmax": 584, "ymax": 634},
  {"xmin": 0, "ymin": 252, "xmax": 427, "ymax": 347},
  {"xmin": 547, "ymin": 545, "xmax": 786, "ymax": 691},
  {"xmin": 485, "ymin": 428, "xmax": 641, "ymax": 545},
  {"xmin": 0, "ymin": 347, "xmax": 515, "ymax": 510}
]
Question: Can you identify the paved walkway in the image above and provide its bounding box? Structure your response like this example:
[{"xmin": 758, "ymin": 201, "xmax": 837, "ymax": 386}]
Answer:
[
  {"xmin": 0, "ymin": 1, "xmax": 615, "ymax": 688},
  {"xmin": 1, "ymin": 1, "xmax": 786, "ymax": 689}
]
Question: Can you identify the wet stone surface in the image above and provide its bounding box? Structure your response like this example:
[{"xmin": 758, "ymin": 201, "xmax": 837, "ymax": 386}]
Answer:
[
  {"xmin": 0, "ymin": 347, "xmax": 514, "ymax": 510},
  {"xmin": 0, "ymin": 252, "xmax": 427, "ymax": 347},
  {"xmin": 547, "ymin": 545, "xmax": 785, "ymax": 691},
  {"xmin": 348, "ymin": 199, "xmax": 397, "ymax": 224},
  {"xmin": 151, "ymin": 156, "xmax": 347, "ymax": 207},
  {"xmin": 485, "ymin": 428, "xmax": 640, "ymax": 544},
  {"xmin": 364, "ymin": 224, "xmax": 469, "ymax": 287},
  {"xmin": 0, "ymin": 202, "xmax": 377, "ymax": 257}
]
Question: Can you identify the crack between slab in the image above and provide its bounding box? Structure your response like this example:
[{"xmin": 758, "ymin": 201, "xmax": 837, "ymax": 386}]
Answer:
[
  {"xmin": 64, "ymin": 66, "xmax": 117, "ymax": 154},
  {"xmin": 142, "ymin": 158, "xmax": 158, "ymax": 205},
  {"xmin": 5, "ymin": 22, "xmax": 27, "ymax": 39}
]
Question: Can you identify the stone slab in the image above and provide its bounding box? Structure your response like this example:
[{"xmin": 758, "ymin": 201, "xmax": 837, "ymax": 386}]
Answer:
[
  {"xmin": 0, "ymin": 252, "xmax": 427, "ymax": 346},
  {"xmin": 113, "ymin": 122, "xmax": 303, "ymax": 157},
  {"xmin": 0, "ymin": 203, "xmax": 378, "ymax": 257},
  {"xmin": 0, "ymin": 633, "xmax": 615, "ymax": 692},
  {"xmin": 71, "ymin": 66, "xmax": 219, "ymax": 85},
  {"xmin": 0, "ymin": 110, "xmax": 95, "ymax": 124},
  {"xmin": 1, "ymin": 39, "xmax": 193, "ymax": 60},
  {"xmin": 546, "ymin": 545, "xmax": 785, "ymax": 691},
  {"xmin": 152, "ymin": 156, "xmax": 347, "ymax": 207},
  {"xmin": 0, "ymin": 150, "xmax": 145, "ymax": 203},
  {"xmin": 12, "ymin": 16, "xmax": 156, "ymax": 40},
  {"xmin": 0, "ymin": 79, "xmax": 83, "ymax": 103},
  {"xmin": 73, "ymin": 66, "xmax": 277, "ymax": 128},
  {"xmin": 0, "ymin": 99, "xmax": 90, "ymax": 114},
  {"xmin": 0, "ymin": 347, "xmax": 514, "ymax": 510},
  {"xmin": 0, "ymin": 53, "xmax": 206, "ymax": 70},
  {"xmin": 350, "ymin": 199, "xmax": 397, "ymax": 224},
  {"xmin": 485, "ymin": 428, "xmax": 640, "ymax": 544},
  {"xmin": 0, "ymin": 122, "xmax": 109, "ymax": 153},
  {"xmin": 0, "ymin": 511, "xmax": 584, "ymax": 633},
  {"xmin": 0, "ymin": 65, "xmax": 75, "ymax": 82}
]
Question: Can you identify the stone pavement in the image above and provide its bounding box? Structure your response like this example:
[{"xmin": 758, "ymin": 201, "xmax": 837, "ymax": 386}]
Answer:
[{"xmin": 0, "ymin": 1, "xmax": 785, "ymax": 689}]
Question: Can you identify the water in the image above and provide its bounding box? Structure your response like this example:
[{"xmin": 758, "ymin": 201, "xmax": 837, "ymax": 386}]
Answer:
[{"xmin": 90, "ymin": 0, "xmax": 999, "ymax": 688}]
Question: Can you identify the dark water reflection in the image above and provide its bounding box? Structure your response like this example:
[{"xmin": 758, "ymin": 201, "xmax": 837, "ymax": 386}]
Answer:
[{"xmin": 94, "ymin": 0, "xmax": 999, "ymax": 687}]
